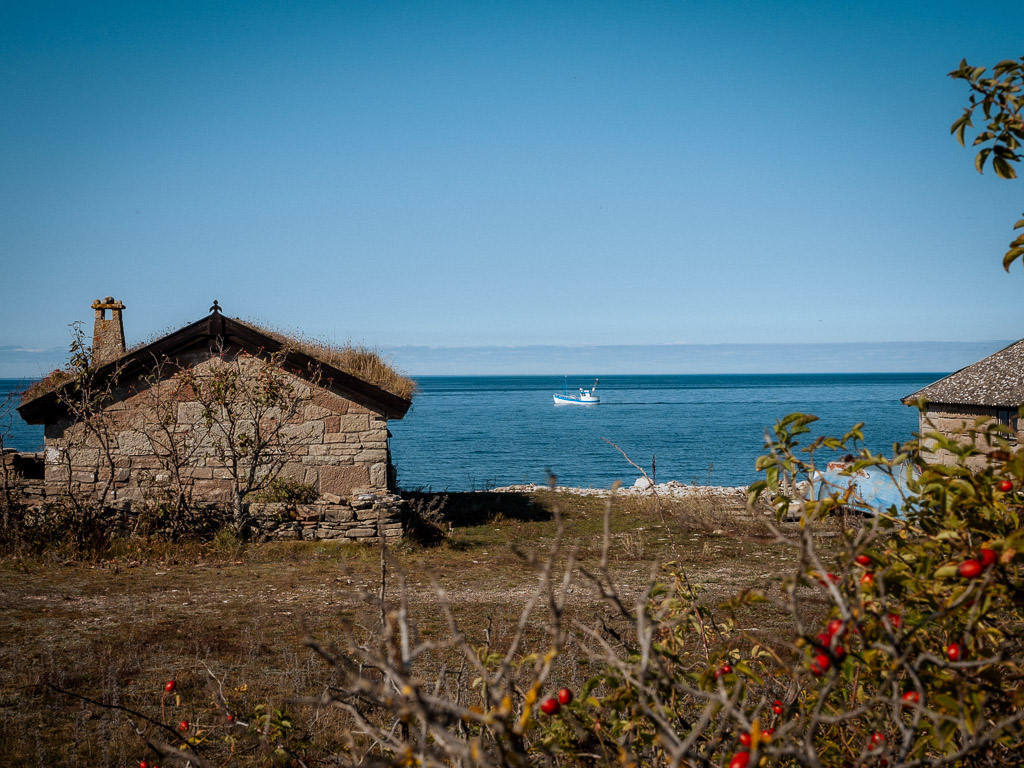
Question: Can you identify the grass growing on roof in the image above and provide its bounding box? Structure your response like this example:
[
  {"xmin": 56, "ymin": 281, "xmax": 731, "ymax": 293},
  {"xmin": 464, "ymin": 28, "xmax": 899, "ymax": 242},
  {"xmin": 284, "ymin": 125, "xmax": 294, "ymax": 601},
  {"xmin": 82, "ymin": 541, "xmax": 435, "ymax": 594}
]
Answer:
[{"xmin": 237, "ymin": 319, "xmax": 416, "ymax": 400}]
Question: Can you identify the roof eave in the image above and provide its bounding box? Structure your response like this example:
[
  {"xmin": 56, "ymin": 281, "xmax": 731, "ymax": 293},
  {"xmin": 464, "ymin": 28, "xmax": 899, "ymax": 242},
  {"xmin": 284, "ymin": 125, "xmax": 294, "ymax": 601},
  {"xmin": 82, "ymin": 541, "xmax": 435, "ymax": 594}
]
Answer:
[{"xmin": 17, "ymin": 314, "xmax": 412, "ymax": 424}]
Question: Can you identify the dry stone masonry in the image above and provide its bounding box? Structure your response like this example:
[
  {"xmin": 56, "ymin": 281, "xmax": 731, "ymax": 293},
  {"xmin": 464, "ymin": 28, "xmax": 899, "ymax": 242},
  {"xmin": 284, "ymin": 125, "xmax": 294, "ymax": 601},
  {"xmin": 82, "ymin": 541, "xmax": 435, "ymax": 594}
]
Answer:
[{"xmin": 17, "ymin": 298, "xmax": 413, "ymax": 543}]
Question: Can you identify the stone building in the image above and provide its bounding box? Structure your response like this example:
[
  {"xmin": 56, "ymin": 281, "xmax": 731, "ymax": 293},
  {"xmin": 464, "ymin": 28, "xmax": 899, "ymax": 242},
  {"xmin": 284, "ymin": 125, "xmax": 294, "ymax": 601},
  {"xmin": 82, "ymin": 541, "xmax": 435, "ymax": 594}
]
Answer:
[
  {"xmin": 903, "ymin": 339, "xmax": 1023, "ymax": 469},
  {"xmin": 17, "ymin": 298, "xmax": 414, "ymax": 541}
]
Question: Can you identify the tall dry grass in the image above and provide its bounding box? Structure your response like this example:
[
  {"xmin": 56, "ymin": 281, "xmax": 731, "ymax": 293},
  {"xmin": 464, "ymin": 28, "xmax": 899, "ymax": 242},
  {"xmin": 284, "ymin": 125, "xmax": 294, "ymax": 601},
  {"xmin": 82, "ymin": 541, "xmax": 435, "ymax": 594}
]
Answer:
[{"xmin": 238, "ymin": 320, "xmax": 416, "ymax": 400}]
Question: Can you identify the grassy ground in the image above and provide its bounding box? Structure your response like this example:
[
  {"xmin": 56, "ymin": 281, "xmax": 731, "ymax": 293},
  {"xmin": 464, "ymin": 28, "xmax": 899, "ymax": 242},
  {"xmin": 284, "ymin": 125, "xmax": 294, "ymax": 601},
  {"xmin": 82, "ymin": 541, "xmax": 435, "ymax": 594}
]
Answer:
[{"xmin": 0, "ymin": 489, "xmax": 839, "ymax": 766}]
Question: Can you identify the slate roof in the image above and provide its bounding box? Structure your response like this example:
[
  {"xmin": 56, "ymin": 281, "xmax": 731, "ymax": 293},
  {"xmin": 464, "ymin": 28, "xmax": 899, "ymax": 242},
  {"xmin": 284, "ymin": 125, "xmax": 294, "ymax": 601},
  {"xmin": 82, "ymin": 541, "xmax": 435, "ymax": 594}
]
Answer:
[
  {"xmin": 902, "ymin": 338, "xmax": 1024, "ymax": 408},
  {"xmin": 19, "ymin": 310, "xmax": 412, "ymax": 424}
]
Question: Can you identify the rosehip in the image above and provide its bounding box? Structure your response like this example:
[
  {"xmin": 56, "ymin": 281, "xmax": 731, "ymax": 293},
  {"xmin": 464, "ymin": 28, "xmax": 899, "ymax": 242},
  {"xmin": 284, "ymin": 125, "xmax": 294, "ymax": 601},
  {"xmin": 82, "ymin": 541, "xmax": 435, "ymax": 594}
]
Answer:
[
  {"xmin": 978, "ymin": 548, "xmax": 998, "ymax": 569},
  {"xmin": 728, "ymin": 751, "xmax": 750, "ymax": 768},
  {"xmin": 946, "ymin": 642, "xmax": 962, "ymax": 662},
  {"xmin": 855, "ymin": 554, "xmax": 872, "ymax": 566},
  {"xmin": 164, "ymin": 680, "xmax": 176, "ymax": 693},
  {"xmin": 557, "ymin": 687, "xmax": 573, "ymax": 705},
  {"xmin": 998, "ymin": 479, "xmax": 1013, "ymax": 492},
  {"xmin": 810, "ymin": 653, "xmax": 831, "ymax": 675},
  {"xmin": 540, "ymin": 697, "xmax": 560, "ymax": 715},
  {"xmin": 958, "ymin": 559, "xmax": 982, "ymax": 579}
]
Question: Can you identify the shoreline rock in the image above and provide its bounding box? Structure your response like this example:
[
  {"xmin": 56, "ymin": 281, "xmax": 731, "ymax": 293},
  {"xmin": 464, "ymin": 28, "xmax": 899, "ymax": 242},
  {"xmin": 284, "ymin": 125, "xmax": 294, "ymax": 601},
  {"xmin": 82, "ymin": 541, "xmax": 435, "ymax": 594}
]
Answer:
[{"xmin": 482, "ymin": 480, "xmax": 750, "ymax": 501}]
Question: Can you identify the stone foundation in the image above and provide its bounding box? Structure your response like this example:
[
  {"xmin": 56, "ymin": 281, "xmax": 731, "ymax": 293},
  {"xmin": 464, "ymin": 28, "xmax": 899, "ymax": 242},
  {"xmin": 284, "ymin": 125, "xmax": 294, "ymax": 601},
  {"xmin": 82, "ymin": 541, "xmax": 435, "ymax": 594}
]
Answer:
[
  {"xmin": 2, "ymin": 451, "xmax": 405, "ymax": 544},
  {"xmin": 1, "ymin": 450, "xmax": 46, "ymax": 505},
  {"xmin": 249, "ymin": 493, "xmax": 403, "ymax": 542}
]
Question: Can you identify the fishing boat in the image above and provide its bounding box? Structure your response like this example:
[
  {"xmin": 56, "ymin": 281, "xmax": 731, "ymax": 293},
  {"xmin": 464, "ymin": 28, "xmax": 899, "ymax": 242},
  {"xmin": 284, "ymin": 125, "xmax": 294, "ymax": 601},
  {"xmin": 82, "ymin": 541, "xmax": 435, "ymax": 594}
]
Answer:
[{"xmin": 553, "ymin": 378, "xmax": 599, "ymax": 406}]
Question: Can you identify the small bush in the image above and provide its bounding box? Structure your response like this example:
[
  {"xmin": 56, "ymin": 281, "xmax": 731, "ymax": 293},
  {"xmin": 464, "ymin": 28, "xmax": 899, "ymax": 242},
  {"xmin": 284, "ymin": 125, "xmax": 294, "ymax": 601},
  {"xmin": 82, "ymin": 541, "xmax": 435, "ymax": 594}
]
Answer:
[{"xmin": 249, "ymin": 477, "xmax": 319, "ymax": 504}]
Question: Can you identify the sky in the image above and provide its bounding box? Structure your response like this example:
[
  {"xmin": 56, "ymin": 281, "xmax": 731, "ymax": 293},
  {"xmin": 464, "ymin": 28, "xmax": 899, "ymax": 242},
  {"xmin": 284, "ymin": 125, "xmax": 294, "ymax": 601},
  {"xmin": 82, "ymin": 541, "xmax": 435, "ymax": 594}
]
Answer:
[{"xmin": 1, "ymin": 1, "xmax": 1022, "ymax": 376}]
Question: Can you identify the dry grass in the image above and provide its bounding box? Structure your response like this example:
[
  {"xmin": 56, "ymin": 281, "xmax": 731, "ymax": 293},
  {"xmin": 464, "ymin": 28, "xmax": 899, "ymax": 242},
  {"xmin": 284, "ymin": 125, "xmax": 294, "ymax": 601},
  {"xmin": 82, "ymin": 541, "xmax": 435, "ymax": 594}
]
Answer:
[
  {"xmin": 20, "ymin": 368, "xmax": 75, "ymax": 405},
  {"xmin": 0, "ymin": 490, "xmax": 837, "ymax": 765},
  {"xmin": 21, "ymin": 318, "xmax": 416, "ymax": 409},
  {"xmin": 237, "ymin": 319, "xmax": 416, "ymax": 400}
]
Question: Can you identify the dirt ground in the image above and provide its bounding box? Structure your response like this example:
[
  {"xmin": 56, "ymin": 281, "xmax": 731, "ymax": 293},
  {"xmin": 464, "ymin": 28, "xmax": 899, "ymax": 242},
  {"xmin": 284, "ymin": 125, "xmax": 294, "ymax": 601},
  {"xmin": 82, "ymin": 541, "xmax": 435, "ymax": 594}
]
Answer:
[{"xmin": 0, "ymin": 490, "xmax": 835, "ymax": 766}]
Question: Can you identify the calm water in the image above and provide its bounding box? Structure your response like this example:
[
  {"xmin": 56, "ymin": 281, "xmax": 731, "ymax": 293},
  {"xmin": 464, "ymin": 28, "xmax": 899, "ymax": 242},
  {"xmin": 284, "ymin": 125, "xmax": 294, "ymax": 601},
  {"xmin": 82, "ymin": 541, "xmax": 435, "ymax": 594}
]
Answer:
[
  {"xmin": 387, "ymin": 374, "xmax": 940, "ymax": 490},
  {"xmin": 2, "ymin": 373, "xmax": 940, "ymax": 490}
]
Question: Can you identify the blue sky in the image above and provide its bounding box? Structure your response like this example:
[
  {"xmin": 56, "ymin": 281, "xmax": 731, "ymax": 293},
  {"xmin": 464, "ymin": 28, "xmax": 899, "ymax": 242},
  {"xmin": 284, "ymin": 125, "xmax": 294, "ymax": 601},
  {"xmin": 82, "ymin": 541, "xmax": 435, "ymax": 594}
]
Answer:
[{"xmin": 1, "ymin": 1, "xmax": 1022, "ymax": 376}]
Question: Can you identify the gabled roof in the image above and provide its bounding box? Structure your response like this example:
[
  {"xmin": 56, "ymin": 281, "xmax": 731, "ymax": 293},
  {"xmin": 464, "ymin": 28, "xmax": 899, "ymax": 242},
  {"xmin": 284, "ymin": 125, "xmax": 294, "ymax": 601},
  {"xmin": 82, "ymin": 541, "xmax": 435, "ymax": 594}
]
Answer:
[
  {"xmin": 18, "ymin": 310, "xmax": 412, "ymax": 424},
  {"xmin": 902, "ymin": 338, "xmax": 1024, "ymax": 408}
]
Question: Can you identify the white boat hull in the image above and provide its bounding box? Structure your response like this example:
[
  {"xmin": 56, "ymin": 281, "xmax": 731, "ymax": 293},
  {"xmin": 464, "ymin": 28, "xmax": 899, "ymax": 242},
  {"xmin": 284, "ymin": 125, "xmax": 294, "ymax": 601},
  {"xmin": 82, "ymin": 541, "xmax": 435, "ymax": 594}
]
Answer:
[{"xmin": 553, "ymin": 393, "xmax": 599, "ymax": 405}]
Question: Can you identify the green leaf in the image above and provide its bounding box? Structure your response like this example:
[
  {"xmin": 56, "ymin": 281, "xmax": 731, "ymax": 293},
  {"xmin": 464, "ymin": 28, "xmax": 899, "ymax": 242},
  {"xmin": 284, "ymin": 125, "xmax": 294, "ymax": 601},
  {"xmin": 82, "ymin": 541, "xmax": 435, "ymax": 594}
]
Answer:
[
  {"xmin": 992, "ymin": 156, "xmax": 1017, "ymax": 179},
  {"xmin": 934, "ymin": 563, "xmax": 959, "ymax": 579},
  {"xmin": 1004, "ymin": 246, "xmax": 1024, "ymax": 272},
  {"xmin": 975, "ymin": 147, "xmax": 992, "ymax": 173}
]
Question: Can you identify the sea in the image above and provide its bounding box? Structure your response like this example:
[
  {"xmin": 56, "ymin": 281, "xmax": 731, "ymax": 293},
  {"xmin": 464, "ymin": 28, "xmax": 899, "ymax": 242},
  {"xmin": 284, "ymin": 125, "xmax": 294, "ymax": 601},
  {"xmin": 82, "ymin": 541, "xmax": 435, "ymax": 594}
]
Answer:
[{"xmin": 1, "ymin": 373, "xmax": 940, "ymax": 491}]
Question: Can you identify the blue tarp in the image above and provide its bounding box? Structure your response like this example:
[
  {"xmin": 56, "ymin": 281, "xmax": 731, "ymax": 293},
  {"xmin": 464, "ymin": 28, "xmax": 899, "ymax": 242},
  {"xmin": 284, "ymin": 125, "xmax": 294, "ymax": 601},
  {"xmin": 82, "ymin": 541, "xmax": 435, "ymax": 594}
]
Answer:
[{"xmin": 813, "ymin": 463, "xmax": 915, "ymax": 515}]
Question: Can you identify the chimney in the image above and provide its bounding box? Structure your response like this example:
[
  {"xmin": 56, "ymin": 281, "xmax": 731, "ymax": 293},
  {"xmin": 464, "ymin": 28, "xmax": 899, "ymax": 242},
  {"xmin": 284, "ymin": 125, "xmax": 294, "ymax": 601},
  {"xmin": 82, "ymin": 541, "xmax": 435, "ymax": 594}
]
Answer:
[{"xmin": 91, "ymin": 296, "xmax": 126, "ymax": 365}]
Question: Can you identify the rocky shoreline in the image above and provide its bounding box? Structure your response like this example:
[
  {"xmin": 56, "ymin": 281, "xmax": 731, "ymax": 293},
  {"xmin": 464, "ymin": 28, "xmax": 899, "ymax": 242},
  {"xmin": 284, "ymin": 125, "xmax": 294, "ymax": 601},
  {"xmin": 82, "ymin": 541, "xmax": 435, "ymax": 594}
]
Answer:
[{"xmin": 485, "ymin": 479, "xmax": 751, "ymax": 502}]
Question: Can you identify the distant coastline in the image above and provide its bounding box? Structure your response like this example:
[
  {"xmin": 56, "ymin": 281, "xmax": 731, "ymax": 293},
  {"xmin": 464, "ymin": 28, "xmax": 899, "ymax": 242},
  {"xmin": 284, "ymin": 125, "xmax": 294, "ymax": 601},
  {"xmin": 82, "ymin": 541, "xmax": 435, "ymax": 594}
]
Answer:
[
  {"xmin": 380, "ymin": 340, "xmax": 1010, "ymax": 377},
  {"xmin": 0, "ymin": 339, "xmax": 1011, "ymax": 379}
]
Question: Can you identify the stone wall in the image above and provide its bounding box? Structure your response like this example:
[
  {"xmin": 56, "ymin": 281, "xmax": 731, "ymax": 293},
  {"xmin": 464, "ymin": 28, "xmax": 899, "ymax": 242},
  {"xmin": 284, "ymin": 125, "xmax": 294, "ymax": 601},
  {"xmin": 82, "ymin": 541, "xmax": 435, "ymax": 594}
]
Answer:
[
  {"xmin": 5, "ymin": 488, "xmax": 403, "ymax": 544},
  {"xmin": 1, "ymin": 450, "xmax": 46, "ymax": 506},
  {"xmin": 918, "ymin": 405, "xmax": 1021, "ymax": 470},
  {"xmin": 41, "ymin": 352, "xmax": 394, "ymax": 506},
  {"xmin": 249, "ymin": 492, "xmax": 403, "ymax": 541}
]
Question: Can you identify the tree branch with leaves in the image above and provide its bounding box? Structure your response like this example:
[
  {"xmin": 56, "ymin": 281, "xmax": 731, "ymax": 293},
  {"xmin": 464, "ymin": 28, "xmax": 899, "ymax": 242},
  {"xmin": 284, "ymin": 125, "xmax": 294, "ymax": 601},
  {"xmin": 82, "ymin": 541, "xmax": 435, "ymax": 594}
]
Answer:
[{"xmin": 950, "ymin": 55, "xmax": 1024, "ymax": 270}]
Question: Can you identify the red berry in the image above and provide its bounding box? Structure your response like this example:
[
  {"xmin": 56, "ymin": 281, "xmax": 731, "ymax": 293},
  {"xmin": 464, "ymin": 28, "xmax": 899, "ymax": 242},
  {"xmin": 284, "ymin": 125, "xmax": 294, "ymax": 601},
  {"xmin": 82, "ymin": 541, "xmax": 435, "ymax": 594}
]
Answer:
[
  {"xmin": 871, "ymin": 731, "xmax": 886, "ymax": 746},
  {"xmin": 226, "ymin": 713, "xmax": 234, "ymax": 722},
  {"xmin": 772, "ymin": 699, "xmax": 784, "ymax": 715},
  {"xmin": 978, "ymin": 548, "xmax": 998, "ymax": 569},
  {"xmin": 714, "ymin": 663, "xmax": 732, "ymax": 678},
  {"xmin": 164, "ymin": 680, "xmax": 176, "ymax": 693},
  {"xmin": 861, "ymin": 572, "xmax": 874, "ymax": 586},
  {"xmin": 998, "ymin": 479, "xmax": 1013, "ymax": 492},
  {"xmin": 827, "ymin": 572, "xmax": 839, "ymax": 583},
  {"xmin": 557, "ymin": 687, "xmax": 573, "ymax": 705},
  {"xmin": 815, "ymin": 632, "xmax": 831, "ymax": 648},
  {"xmin": 540, "ymin": 697, "xmax": 560, "ymax": 715},
  {"xmin": 179, "ymin": 719, "xmax": 189, "ymax": 731},
  {"xmin": 739, "ymin": 732, "xmax": 752, "ymax": 747},
  {"xmin": 946, "ymin": 642, "xmax": 962, "ymax": 662},
  {"xmin": 729, "ymin": 752, "xmax": 750, "ymax": 768},
  {"xmin": 826, "ymin": 619, "xmax": 844, "ymax": 637},
  {"xmin": 887, "ymin": 613, "xmax": 902, "ymax": 629},
  {"xmin": 958, "ymin": 559, "xmax": 982, "ymax": 579},
  {"xmin": 140, "ymin": 762, "xmax": 149, "ymax": 768},
  {"xmin": 855, "ymin": 554, "xmax": 872, "ymax": 566},
  {"xmin": 833, "ymin": 645, "xmax": 847, "ymax": 663},
  {"xmin": 763, "ymin": 727, "xmax": 774, "ymax": 737},
  {"xmin": 901, "ymin": 691, "xmax": 920, "ymax": 706},
  {"xmin": 810, "ymin": 653, "xmax": 831, "ymax": 675}
]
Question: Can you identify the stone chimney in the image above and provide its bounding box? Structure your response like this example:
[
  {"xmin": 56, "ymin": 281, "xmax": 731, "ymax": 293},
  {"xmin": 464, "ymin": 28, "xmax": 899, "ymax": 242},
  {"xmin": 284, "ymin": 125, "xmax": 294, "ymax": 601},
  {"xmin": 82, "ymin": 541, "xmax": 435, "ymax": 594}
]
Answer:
[{"xmin": 91, "ymin": 296, "xmax": 126, "ymax": 365}]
